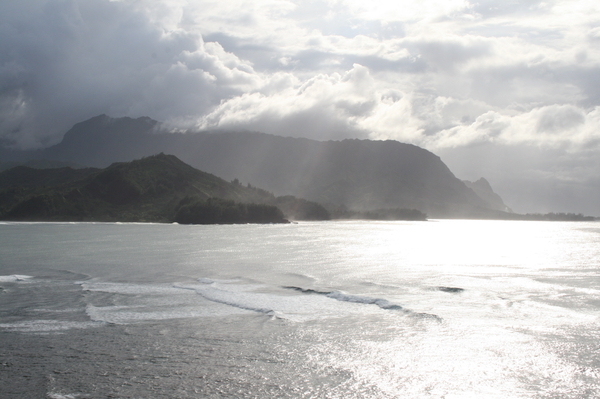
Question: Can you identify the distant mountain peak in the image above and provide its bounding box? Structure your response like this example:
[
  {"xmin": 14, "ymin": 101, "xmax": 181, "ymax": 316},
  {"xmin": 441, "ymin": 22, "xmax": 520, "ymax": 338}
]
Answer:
[{"xmin": 463, "ymin": 178, "xmax": 512, "ymax": 213}]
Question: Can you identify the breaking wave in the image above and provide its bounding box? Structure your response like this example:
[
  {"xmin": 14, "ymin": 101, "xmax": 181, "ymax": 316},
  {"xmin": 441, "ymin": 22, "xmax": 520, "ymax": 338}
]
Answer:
[
  {"xmin": 283, "ymin": 286, "xmax": 404, "ymax": 310},
  {"xmin": 0, "ymin": 274, "xmax": 33, "ymax": 282},
  {"xmin": 283, "ymin": 285, "xmax": 441, "ymax": 321},
  {"xmin": 176, "ymin": 282, "xmax": 278, "ymax": 317}
]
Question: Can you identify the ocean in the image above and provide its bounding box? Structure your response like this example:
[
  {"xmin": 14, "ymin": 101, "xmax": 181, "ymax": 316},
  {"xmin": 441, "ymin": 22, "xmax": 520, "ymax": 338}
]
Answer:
[{"xmin": 1, "ymin": 220, "xmax": 599, "ymax": 398}]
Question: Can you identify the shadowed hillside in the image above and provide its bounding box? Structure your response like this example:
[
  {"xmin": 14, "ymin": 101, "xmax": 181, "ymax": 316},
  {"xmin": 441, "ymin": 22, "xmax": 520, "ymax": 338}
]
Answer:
[{"xmin": 0, "ymin": 154, "xmax": 328, "ymax": 223}]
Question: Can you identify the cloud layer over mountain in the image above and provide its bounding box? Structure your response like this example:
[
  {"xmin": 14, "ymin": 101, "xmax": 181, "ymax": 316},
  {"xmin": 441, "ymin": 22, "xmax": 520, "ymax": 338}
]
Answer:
[{"xmin": 1, "ymin": 0, "xmax": 599, "ymax": 214}]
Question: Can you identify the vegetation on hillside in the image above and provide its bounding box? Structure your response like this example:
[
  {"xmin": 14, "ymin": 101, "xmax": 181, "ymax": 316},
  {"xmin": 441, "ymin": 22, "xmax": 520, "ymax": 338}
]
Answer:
[
  {"xmin": 174, "ymin": 197, "xmax": 287, "ymax": 224},
  {"xmin": 274, "ymin": 195, "xmax": 331, "ymax": 221},
  {"xmin": 0, "ymin": 154, "xmax": 327, "ymax": 223},
  {"xmin": 1, "ymin": 153, "xmax": 594, "ymax": 223},
  {"xmin": 519, "ymin": 213, "xmax": 596, "ymax": 221}
]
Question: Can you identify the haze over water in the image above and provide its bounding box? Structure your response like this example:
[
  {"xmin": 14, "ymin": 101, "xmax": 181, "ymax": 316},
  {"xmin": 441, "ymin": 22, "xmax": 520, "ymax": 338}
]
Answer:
[{"xmin": 1, "ymin": 220, "xmax": 600, "ymax": 398}]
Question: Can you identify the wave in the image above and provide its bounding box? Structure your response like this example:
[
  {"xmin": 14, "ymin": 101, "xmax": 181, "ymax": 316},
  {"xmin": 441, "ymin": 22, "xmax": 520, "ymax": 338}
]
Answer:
[
  {"xmin": 436, "ymin": 286, "xmax": 464, "ymax": 293},
  {"xmin": 79, "ymin": 281, "xmax": 245, "ymax": 324},
  {"xmin": 47, "ymin": 393, "xmax": 84, "ymax": 399},
  {"xmin": 283, "ymin": 286, "xmax": 404, "ymax": 311},
  {"xmin": 282, "ymin": 285, "xmax": 442, "ymax": 321},
  {"xmin": 176, "ymin": 282, "xmax": 279, "ymax": 317},
  {"xmin": 197, "ymin": 277, "xmax": 251, "ymax": 286},
  {"xmin": 79, "ymin": 281, "xmax": 184, "ymax": 295},
  {"xmin": 282, "ymin": 286, "xmax": 332, "ymax": 296},
  {"xmin": 84, "ymin": 304, "xmax": 227, "ymax": 324},
  {"xmin": 184, "ymin": 279, "xmax": 417, "ymax": 320},
  {"xmin": 327, "ymin": 291, "xmax": 405, "ymax": 310},
  {"xmin": 0, "ymin": 274, "xmax": 33, "ymax": 282},
  {"xmin": 0, "ymin": 319, "xmax": 103, "ymax": 333},
  {"xmin": 80, "ymin": 278, "xmax": 441, "ymax": 323}
]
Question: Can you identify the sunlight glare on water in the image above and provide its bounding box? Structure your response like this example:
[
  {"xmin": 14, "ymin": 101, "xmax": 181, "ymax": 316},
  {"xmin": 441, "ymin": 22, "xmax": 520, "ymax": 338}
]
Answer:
[{"xmin": 1, "ymin": 220, "xmax": 599, "ymax": 398}]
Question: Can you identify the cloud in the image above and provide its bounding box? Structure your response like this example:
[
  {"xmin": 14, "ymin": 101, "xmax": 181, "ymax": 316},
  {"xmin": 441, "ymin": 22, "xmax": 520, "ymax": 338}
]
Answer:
[
  {"xmin": 0, "ymin": 0, "xmax": 261, "ymax": 147},
  {"xmin": 197, "ymin": 64, "xmax": 374, "ymax": 140},
  {"xmin": 3, "ymin": 0, "xmax": 599, "ymax": 148},
  {"xmin": 426, "ymin": 104, "xmax": 600, "ymax": 150}
]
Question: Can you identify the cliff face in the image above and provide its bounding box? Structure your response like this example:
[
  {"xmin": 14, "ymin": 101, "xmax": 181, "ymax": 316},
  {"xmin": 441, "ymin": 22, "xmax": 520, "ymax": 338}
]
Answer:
[
  {"xmin": 1, "ymin": 115, "xmax": 502, "ymax": 217},
  {"xmin": 463, "ymin": 178, "xmax": 512, "ymax": 213}
]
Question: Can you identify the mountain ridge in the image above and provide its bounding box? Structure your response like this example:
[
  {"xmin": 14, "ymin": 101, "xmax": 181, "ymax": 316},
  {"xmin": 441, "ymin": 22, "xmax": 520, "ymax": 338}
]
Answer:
[
  {"xmin": 0, "ymin": 115, "xmax": 507, "ymax": 218},
  {"xmin": 0, "ymin": 153, "xmax": 332, "ymax": 223},
  {"xmin": 463, "ymin": 178, "xmax": 512, "ymax": 213}
]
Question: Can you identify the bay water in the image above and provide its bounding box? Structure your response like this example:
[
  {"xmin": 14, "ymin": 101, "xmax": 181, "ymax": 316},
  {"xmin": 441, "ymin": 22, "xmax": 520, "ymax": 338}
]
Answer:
[{"xmin": 1, "ymin": 220, "xmax": 599, "ymax": 398}]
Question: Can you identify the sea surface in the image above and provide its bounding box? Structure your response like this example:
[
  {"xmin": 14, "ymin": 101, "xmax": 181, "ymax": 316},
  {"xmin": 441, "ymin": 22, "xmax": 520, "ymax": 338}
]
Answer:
[{"xmin": 1, "ymin": 220, "xmax": 599, "ymax": 398}]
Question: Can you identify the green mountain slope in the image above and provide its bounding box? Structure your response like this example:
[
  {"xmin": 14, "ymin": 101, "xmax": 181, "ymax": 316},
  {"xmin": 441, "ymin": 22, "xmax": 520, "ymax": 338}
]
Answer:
[
  {"xmin": 0, "ymin": 159, "xmax": 86, "ymax": 172},
  {"xmin": 0, "ymin": 154, "xmax": 328, "ymax": 223},
  {"xmin": 0, "ymin": 165, "xmax": 98, "ymax": 189}
]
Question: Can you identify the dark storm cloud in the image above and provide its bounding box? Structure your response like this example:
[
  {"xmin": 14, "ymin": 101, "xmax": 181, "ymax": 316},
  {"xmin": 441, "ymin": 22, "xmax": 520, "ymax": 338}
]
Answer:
[{"xmin": 0, "ymin": 0, "xmax": 257, "ymax": 147}]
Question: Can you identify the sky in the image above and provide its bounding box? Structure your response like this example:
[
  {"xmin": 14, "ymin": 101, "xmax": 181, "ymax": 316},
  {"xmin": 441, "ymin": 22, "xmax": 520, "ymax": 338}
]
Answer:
[{"xmin": 1, "ymin": 0, "xmax": 600, "ymax": 215}]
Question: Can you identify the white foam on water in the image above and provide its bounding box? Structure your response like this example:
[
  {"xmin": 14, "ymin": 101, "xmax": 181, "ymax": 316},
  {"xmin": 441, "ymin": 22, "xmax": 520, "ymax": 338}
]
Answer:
[
  {"xmin": 198, "ymin": 277, "xmax": 265, "ymax": 292},
  {"xmin": 31, "ymin": 308, "xmax": 81, "ymax": 313},
  {"xmin": 80, "ymin": 280, "xmax": 246, "ymax": 324},
  {"xmin": 47, "ymin": 393, "xmax": 85, "ymax": 399},
  {"xmin": 175, "ymin": 283, "xmax": 284, "ymax": 317},
  {"xmin": 0, "ymin": 274, "xmax": 34, "ymax": 282},
  {"xmin": 325, "ymin": 291, "xmax": 404, "ymax": 310},
  {"xmin": 84, "ymin": 304, "xmax": 242, "ymax": 324},
  {"xmin": 173, "ymin": 278, "xmax": 425, "ymax": 322},
  {"xmin": 79, "ymin": 281, "xmax": 185, "ymax": 295},
  {"xmin": 78, "ymin": 279, "xmax": 431, "ymax": 324},
  {"xmin": 0, "ymin": 320, "xmax": 104, "ymax": 333}
]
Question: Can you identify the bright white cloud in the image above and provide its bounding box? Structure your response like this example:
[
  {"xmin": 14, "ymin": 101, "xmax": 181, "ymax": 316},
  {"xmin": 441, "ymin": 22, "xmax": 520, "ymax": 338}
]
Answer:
[
  {"xmin": 429, "ymin": 105, "xmax": 600, "ymax": 148},
  {"xmin": 197, "ymin": 64, "xmax": 375, "ymax": 139}
]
